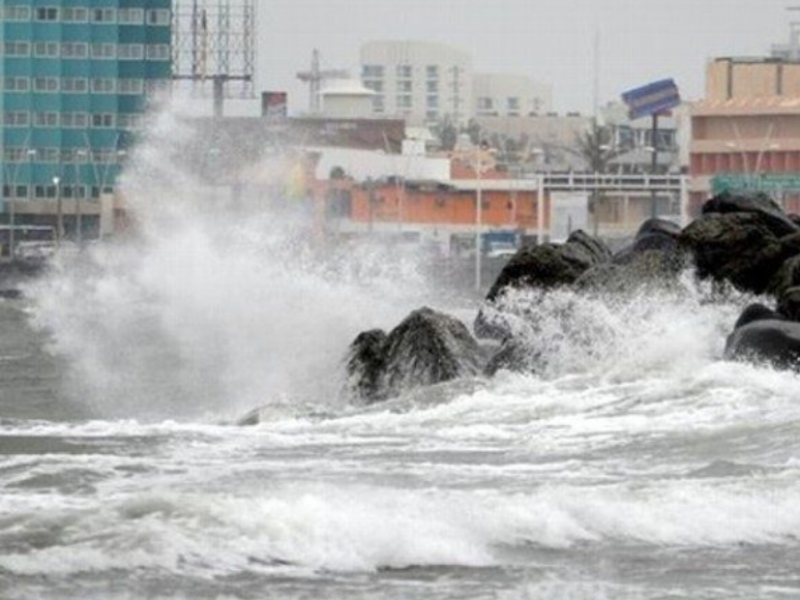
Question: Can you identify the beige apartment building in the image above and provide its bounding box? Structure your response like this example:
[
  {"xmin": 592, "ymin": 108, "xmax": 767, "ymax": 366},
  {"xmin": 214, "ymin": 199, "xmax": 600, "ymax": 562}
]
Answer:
[{"xmin": 690, "ymin": 57, "xmax": 800, "ymax": 216}]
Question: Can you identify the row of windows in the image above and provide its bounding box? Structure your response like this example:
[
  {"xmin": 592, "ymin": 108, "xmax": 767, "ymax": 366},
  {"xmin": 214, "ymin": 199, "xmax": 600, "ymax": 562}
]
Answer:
[
  {"xmin": 3, "ymin": 147, "xmax": 128, "ymax": 164},
  {"xmin": 362, "ymin": 65, "xmax": 441, "ymax": 80},
  {"xmin": 2, "ymin": 41, "xmax": 170, "ymax": 60},
  {"xmin": 3, "ymin": 111, "xmax": 142, "ymax": 130},
  {"xmin": 2, "ymin": 77, "xmax": 147, "ymax": 94},
  {"xmin": 1, "ymin": 7, "xmax": 170, "ymax": 26},
  {"xmin": 2, "ymin": 185, "xmax": 115, "ymax": 200},
  {"xmin": 365, "ymin": 80, "xmax": 441, "ymax": 94}
]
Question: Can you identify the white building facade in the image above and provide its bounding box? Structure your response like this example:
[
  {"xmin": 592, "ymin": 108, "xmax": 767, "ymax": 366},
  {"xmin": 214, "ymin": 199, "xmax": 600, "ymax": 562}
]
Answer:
[
  {"xmin": 360, "ymin": 41, "xmax": 473, "ymax": 126},
  {"xmin": 473, "ymin": 73, "xmax": 552, "ymax": 118}
]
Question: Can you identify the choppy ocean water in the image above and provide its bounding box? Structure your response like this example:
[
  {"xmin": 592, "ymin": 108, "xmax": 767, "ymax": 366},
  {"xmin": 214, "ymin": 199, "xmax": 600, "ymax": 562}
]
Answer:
[
  {"xmin": 2, "ymin": 270, "xmax": 800, "ymax": 600},
  {"xmin": 2, "ymin": 104, "xmax": 799, "ymax": 600}
]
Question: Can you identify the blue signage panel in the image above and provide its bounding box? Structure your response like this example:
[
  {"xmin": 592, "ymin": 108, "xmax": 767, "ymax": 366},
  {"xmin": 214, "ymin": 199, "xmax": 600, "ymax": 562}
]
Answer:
[{"xmin": 621, "ymin": 79, "xmax": 681, "ymax": 120}]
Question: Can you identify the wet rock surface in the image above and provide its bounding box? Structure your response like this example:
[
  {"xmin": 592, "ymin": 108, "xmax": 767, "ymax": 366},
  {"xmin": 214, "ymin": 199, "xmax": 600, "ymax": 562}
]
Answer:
[{"xmin": 346, "ymin": 307, "xmax": 482, "ymax": 404}]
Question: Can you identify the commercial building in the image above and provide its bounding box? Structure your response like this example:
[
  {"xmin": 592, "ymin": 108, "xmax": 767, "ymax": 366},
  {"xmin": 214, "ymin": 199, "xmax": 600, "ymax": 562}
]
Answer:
[
  {"xmin": 360, "ymin": 40, "xmax": 473, "ymax": 127},
  {"xmin": 689, "ymin": 57, "xmax": 800, "ymax": 215},
  {"xmin": 473, "ymin": 73, "xmax": 552, "ymax": 118},
  {"xmin": 0, "ymin": 0, "xmax": 172, "ymax": 226}
]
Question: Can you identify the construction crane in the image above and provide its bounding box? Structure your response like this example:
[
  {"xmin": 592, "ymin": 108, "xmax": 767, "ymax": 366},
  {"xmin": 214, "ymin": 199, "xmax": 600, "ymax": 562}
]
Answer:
[{"xmin": 296, "ymin": 49, "xmax": 348, "ymax": 114}]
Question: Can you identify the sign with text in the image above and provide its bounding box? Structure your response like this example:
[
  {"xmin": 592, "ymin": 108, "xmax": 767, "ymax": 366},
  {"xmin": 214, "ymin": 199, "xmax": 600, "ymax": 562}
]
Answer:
[{"xmin": 621, "ymin": 79, "xmax": 681, "ymax": 120}]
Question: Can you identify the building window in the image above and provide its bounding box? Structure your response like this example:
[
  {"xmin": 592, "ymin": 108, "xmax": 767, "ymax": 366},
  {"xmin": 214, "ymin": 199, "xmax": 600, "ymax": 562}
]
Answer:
[
  {"xmin": 3, "ymin": 6, "xmax": 32, "ymax": 21},
  {"xmin": 62, "ymin": 78, "xmax": 89, "ymax": 93},
  {"xmin": 92, "ymin": 79, "xmax": 116, "ymax": 93},
  {"xmin": 146, "ymin": 9, "xmax": 171, "ymax": 25},
  {"xmin": 38, "ymin": 148, "xmax": 60, "ymax": 163},
  {"xmin": 362, "ymin": 65, "xmax": 384, "ymax": 79},
  {"xmin": 118, "ymin": 8, "xmax": 145, "ymax": 24},
  {"xmin": 426, "ymin": 80, "xmax": 438, "ymax": 93},
  {"xmin": 146, "ymin": 44, "xmax": 170, "ymax": 61},
  {"xmin": 3, "ymin": 42, "xmax": 31, "ymax": 57},
  {"xmin": 372, "ymin": 96, "xmax": 385, "ymax": 113},
  {"xmin": 62, "ymin": 43, "xmax": 89, "ymax": 59},
  {"xmin": 397, "ymin": 94, "xmax": 412, "ymax": 109},
  {"xmin": 62, "ymin": 7, "xmax": 89, "ymax": 22},
  {"xmin": 426, "ymin": 65, "xmax": 439, "ymax": 79},
  {"xmin": 118, "ymin": 114, "xmax": 143, "ymax": 129},
  {"xmin": 91, "ymin": 149, "xmax": 118, "ymax": 163},
  {"xmin": 35, "ymin": 7, "xmax": 59, "ymax": 21},
  {"xmin": 91, "ymin": 113, "xmax": 116, "ymax": 129},
  {"xmin": 34, "ymin": 112, "xmax": 59, "ymax": 128},
  {"xmin": 146, "ymin": 79, "xmax": 172, "ymax": 95},
  {"xmin": 61, "ymin": 149, "xmax": 89, "ymax": 164},
  {"xmin": 91, "ymin": 44, "xmax": 116, "ymax": 59},
  {"xmin": 3, "ymin": 148, "xmax": 27, "ymax": 163},
  {"xmin": 34, "ymin": 42, "xmax": 60, "ymax": 58},
  {"xmin": 33, "ymin": 77, "xmax": 59, "ymax": 93},
  {"xmin": 396, "ymin": 65, "xmax": 413, "ymax": 79},
  {"xmin": 118, "ymin": 44, "xmax": 144, "ymax": 60},
  {"xmin": 118, "ymin": 79, "xmax": 144, "ymax": 95},
  {"xmin": 364, "ymin": 80, "xmax": 383, "ymax": 93},
  {"xmin": 507, "ymin": 97, "xmax": 520, "ymax": 114},
  {"xmin": 62, "ymin": 112, "xmax": 89, "ymax": 129},
  {"xmin": 427, "ymin": 95, "xmax": 439, "ymax": 108},
  {"xmin": 92, "ymin": 8, "xmax": 116, "ymax": 23},
  {"xmin": 2, "ymin": 77, "xmax": 30, "ymax": 92},
  {"xmin": 426, "ymin": 110, "xmax": 439, "ymax": 122},
  {"xmin": 477, "ymin": 97, "xmax": 494, "ymax": 111}
]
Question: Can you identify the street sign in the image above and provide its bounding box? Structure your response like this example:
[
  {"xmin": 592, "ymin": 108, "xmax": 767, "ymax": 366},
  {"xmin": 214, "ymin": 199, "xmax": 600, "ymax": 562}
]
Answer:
[
  {"xmin": 621, "ymin": 79, "xmax": 681, "ymax": 120},
  {"xmin": 712, "ymin": 173, "xmax": 800, "ymax": 194}
]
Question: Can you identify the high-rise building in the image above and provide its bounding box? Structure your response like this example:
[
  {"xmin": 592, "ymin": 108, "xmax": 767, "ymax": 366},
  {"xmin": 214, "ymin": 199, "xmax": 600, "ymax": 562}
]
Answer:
[
  {"xmin": 360, "ymin": 41, "xmax": 473, "ymax": 127},
  {"xmin": 0, "ymin": 1, "xmax": 172, "ymax": 213}
]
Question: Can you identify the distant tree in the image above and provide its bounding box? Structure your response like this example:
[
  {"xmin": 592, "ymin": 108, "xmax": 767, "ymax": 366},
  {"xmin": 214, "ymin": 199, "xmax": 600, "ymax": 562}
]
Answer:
[
  {"xmin": 466, "ymin": 119, "xmax": 482, "ymax": 146},
  {"xmin": 573, "ymin": 120, "xmax": 622, "ymax": 174},
  {"xmin": 434, "ymin": 117, "xmax": 458, "ymax": 151}
]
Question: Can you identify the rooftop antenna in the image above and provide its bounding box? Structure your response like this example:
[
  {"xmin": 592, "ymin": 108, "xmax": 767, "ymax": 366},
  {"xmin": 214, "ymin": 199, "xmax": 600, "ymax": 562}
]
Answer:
[
  {"xmin": 592, "ymin": 28, "xmax": 600, "ymax": 122},
  {"xmin": 296, "ymin": 49, "xmax": 349, "ymax": 114},
  {"xmin": 789, "ymin": 6, "xmax": 800, "ymax": 59}
]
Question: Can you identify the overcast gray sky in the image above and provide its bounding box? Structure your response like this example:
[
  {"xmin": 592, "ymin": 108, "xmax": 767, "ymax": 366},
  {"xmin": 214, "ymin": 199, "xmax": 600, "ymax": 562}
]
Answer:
[{"xmin": 252, "ymin": 0, "xmax": 793, "ymax": 115}]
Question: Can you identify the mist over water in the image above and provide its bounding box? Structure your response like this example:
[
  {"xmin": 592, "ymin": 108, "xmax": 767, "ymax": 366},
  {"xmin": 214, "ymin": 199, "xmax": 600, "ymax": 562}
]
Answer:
[{"xmin": 3, "ymin": 99, "xmax": 800, "ymax": 599}]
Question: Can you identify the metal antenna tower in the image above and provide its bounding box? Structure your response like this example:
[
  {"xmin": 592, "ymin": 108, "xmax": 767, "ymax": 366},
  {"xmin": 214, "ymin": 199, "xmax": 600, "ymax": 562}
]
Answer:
[
  {"xmin": 297, "ymin": 49, "xmax": 348, "ymax": 114},
  {"xmin": 172, "ymin": 0, "xmax": 257, "ymax": 116}
]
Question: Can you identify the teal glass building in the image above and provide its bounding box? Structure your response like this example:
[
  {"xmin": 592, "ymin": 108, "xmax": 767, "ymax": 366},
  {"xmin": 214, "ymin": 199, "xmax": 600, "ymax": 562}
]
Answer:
[{"xmin": 0, "ymin": 1, "xmax": 171, "ymax": 217}]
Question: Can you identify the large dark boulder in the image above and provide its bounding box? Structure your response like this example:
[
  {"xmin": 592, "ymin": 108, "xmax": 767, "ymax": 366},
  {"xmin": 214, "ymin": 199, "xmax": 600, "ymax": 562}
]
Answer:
[
  {"xmin": 734, "ymin": 303, "xmax": 783, "ymax": 330},
  {"xmin": 680, "ymin": 213, "xmax": 800, "ymax": 294},
  {"xmin": 702, "ymin": 191, "xmax": 799, "ymax": 238},
  {"xmin": 577, "ymin": 219, "xmax": 687, "ymax": 292},
  {"xmin": 767, "ymin": 254, "xmax": 800, "ymax": 298},
  {"xmin": 345, "ymin": 329, "xmax": 388, "ymax": 402},
  {"xmin": 724, "ymin": 319, "xmax": 800, "ymax": 368},
  {"xmin": 777, "ymin": 286, "xmax": 800, "ymax": 321},
  {"xmin": 486, "ymin": 230, "xmax": 611, "ymax": 301},
  {"xmin": 614, "ymin": 217, "xmax": 683, "ymax": 265},
  {"xmin": 345, "ymin": 308, "xmax": 482, "ymax": 404}
]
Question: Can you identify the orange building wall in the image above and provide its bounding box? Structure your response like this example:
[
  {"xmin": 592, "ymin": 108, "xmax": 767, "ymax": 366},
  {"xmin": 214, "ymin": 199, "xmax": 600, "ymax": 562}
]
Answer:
[{"xmin": 343, "ymin": 184, "xmax": 548, "ymax": 230}]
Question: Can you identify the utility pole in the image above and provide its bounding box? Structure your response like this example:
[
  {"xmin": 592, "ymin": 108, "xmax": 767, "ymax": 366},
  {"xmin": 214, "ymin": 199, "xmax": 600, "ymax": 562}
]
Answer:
[{"xmin": 296, "ymin": 49, "xmax": 348, "ymax": 114}]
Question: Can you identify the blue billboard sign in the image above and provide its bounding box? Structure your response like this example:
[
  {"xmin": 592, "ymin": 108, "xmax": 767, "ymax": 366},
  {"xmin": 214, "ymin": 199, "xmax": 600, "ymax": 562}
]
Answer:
[{"xmin": 621, "ymin": 79, "xmax": 681, "ymax": 120}]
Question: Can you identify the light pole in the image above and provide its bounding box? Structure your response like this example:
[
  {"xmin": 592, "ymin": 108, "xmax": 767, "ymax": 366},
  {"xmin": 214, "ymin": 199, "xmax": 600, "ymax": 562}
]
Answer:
[
  {"xmin": 475, "ymin": 162, "xmax": 483, "ymax": 292},
  {"xmin": 52, "ymin": 175, "xmax": 62, "ymax": 246},
  {"xmin": 75, "ymin": 149, "xmax": 88, "ymax": 245}
]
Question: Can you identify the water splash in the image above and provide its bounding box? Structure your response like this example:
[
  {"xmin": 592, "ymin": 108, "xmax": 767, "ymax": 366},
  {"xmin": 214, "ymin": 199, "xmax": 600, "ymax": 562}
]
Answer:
[{"xmin": 25, "ymin": 98, "xmax": 439, "ymax": 421}]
